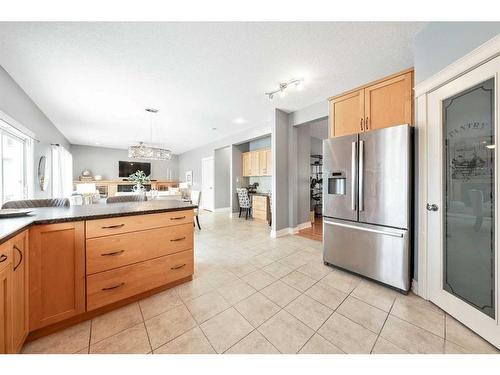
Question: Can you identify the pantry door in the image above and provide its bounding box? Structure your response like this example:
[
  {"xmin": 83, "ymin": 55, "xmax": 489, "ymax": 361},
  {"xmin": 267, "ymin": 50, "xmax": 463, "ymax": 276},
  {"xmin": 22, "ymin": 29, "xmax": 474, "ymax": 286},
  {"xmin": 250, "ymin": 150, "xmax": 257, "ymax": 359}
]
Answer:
[{"xmin": 427, "ymin": 55, "xmax": 500, "ymax": 348}]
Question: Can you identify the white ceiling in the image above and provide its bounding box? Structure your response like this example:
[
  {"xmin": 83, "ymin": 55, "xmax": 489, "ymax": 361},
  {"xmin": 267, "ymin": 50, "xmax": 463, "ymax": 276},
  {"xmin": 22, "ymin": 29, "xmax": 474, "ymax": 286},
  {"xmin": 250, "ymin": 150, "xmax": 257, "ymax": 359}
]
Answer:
[{"xmin": 0, "ymin": 22, "xmax": 424, "ymax": 154}]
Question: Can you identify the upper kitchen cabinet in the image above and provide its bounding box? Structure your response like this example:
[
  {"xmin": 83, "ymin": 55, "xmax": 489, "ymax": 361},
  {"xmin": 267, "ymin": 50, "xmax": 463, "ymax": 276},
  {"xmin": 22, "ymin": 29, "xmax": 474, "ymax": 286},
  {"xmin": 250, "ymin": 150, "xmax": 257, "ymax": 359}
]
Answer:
[
  {"xmin": 329, "ymin": 90, "xmax": 364, "ymax": 137},
  {"xmin": 242, "ymin": 149, "xmax": 272, "ymax": 177},
  {"xmin": 329, "ymin": 68, "xmax": 414, "ymax": 137}
]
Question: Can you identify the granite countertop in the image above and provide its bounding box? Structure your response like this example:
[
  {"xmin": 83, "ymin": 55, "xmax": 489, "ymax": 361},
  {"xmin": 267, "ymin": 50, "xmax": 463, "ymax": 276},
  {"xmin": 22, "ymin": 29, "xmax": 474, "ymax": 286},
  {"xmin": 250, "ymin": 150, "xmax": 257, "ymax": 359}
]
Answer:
[{"xmin": 0, "ymin": 200, "xmax": 197, "ymax": 244}]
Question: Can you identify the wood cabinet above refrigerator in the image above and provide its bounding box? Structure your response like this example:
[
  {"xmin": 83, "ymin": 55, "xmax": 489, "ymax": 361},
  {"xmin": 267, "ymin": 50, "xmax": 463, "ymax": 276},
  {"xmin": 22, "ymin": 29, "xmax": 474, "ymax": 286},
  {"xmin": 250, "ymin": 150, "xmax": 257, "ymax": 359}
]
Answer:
[{"xmin": 329, "ymin": 68, "xmax": 413, "ymax": 137}]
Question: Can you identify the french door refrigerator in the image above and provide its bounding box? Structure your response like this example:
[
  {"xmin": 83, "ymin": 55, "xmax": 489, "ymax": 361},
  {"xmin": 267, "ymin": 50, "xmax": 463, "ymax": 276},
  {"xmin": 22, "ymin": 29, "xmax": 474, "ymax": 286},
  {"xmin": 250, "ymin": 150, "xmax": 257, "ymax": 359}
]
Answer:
[{"xmin": 323, "ymin": 124, "xmax": 412, "ymax": 292}]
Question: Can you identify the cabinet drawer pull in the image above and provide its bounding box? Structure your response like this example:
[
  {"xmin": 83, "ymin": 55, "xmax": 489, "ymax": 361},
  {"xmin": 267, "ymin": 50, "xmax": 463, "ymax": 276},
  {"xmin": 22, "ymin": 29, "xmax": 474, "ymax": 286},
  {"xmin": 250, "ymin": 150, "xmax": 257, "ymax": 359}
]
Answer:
[
  {"xmin": 170, "ymin": 263, "xmax": 186, "ymax": 270},
  {"xmin": 101, "ymin": 250, "xmax": 125, "ymax": 257},
  {"xmin": 170, "ymin": 216, "xmax": 186, "ymax": 220},
  {"xmin": 170, "ymin": 237, "xmax": 186, "ymax": 242},
  {"xmin": 102, "ymin": 282, "xmax": 125, "ymax": 291},
  {"xmin": 13, "ymin": 245, "xmax": 23, "ymax": 271},
  {"xmin": 0, "ymin": 254, "xmax": 7, "ymax": 263},
  {"xmin": 101, "ymin": 223, "xmax": 125, "ymax": 229}
]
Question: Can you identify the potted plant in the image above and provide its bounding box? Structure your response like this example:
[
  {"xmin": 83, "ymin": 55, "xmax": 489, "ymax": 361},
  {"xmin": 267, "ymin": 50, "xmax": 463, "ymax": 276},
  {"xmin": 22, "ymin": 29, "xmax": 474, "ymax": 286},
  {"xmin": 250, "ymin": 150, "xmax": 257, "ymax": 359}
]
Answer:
[{"xmin": 128, "ymin": 170, "xmax": 150, "ymax": 193}]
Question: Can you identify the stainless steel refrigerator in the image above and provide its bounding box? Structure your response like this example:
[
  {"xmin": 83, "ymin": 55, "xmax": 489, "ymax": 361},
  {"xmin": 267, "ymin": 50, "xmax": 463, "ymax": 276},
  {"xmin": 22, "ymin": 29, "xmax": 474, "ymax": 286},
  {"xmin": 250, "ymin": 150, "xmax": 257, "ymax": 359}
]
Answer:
[{"xmin": 322, "ymin": 124, "xmax": 412, "ymax": 292}]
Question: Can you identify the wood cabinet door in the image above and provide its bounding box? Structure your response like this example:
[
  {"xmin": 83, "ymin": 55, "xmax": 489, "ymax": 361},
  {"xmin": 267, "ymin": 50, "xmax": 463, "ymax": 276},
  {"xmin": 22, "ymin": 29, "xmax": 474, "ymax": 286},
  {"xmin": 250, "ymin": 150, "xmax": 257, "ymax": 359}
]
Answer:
[
  {"xmin": 329, "ymin": 89, "xmax": 364, "ymax": 137},
  {"xmin": 29, "ymin": 222, "xmax": 86, "ymax": 331},
  {"xmin": 265, "ymin": 149, "xmax": 272, "ymax": 176},
  {"xmin": 250, "ymin": 151, "xmax": 259, "ymax": 176},
  {"xmin": 258, "ymin": 150, "xmax": 268, "ymax": 176},
  {"xmin": 11, "ymin": 231, "xmax": 28, "ymax": 352},
  {"xmin": 242, "ymin": 152, "xmax": 251, "ymax": 177},
  {"xmin": 364, "ymin": 71, "xmax": 413, "ymax": 131},
  {"xmin": 0, "ymin": 250, "xmax": 13, "ymax": 354}
]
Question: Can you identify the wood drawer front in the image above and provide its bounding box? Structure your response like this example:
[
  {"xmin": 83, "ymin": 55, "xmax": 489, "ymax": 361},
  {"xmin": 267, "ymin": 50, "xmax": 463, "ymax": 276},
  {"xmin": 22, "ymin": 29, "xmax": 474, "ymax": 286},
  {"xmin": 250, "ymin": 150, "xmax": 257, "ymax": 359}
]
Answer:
[
  {"xmin": 252, "ymin": 196, "xmax": 267, "ymax": 210},
  {"xmin": 87, "ymin": 250, "xmax": 193, "ymax": 311},
  {"xmin": 86, "ymin": 224, "xmax": 193, "ymax": 275},
  {"xmin": 253, "ymin": 209, "xmax": 268, "ymax": 221},
  {"xmin": 86, "ymin": 210, "xmax": 194, "ymax": 238}
]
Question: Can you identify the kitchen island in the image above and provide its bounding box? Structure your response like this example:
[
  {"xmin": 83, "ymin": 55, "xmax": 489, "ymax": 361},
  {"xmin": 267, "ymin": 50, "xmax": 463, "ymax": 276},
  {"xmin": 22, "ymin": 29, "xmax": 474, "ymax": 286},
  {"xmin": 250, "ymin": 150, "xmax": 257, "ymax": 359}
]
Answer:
[{"xmin": 0, "ymin": 200, "xmax": 196, "ymax": 353}]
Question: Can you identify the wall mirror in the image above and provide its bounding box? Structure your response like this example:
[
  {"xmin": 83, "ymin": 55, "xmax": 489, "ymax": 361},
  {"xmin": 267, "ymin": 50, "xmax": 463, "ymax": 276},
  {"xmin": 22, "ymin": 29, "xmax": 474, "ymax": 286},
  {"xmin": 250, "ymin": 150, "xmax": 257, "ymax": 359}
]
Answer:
[{"xmin": 38, "ymin": 155, "xmax": 49, "ymax": 191}]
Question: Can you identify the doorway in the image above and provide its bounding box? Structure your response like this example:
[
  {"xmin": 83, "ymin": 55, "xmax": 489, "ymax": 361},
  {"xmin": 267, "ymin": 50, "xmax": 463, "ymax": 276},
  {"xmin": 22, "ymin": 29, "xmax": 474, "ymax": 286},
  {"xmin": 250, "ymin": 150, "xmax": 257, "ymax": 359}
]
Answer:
[
  {"xmin": 201, "ymin": 156, "xmax": 214, "ymax": 211},
  {"xmin": 426, "ymin": 55, "xmax": 500, "ymax": 348}
]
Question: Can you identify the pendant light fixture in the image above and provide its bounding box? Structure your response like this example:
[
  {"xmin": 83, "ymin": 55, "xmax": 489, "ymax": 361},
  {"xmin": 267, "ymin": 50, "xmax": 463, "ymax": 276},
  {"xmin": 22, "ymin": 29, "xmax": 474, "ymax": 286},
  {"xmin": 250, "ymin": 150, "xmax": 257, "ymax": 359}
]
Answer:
[{"xmin": 128, "ymin": 108, "xmax": 172, "ymax": 160}]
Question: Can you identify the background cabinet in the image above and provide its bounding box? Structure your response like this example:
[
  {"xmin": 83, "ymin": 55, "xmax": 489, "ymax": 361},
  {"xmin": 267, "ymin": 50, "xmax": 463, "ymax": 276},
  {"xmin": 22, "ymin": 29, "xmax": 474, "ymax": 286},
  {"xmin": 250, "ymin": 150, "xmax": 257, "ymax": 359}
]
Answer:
[
  {"xmin": 242, "ymin": 148, "xmax": 272, "ymax": 177},
  {"xmin": 29, "ymin": 222, "xmax": 85, "ymax": 331},
  {"xmin": 329, "ymin": 69, "xmax": 413, "ymax": 137}
]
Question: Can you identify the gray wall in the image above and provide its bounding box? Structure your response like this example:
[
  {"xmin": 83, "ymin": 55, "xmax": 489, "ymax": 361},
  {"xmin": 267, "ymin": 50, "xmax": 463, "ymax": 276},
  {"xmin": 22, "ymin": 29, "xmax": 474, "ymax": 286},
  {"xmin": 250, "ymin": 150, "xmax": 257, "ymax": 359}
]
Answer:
[
  {"xmin": 272, "ymin": 109, "xmax": 290, "ymax": 232},
  {"xmin": 214, "ymin": 146, "xmax": 231, "ymax": 209},
  {"xmin": 414, "ymin": 22, "xmax": 500, "ymax": 83},
  {"xmin": 72, "ymin": 144, "xmax": 179, "ymax": 180},
  {"xmin": 0, "ymin": 65, "xmax": 70, "ymax": 199},
  {"xmin": 178, "ymin": 125, "xmax": 271, "ymax": 191},
  {"xmin": 296, "ymin": 125, "xmax": 311, "ymax": 226}
]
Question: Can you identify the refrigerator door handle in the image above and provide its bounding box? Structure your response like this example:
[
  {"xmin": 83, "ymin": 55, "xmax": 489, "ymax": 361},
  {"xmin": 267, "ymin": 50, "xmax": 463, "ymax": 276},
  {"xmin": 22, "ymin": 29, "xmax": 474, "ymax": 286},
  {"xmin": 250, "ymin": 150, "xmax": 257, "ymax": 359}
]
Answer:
[
  {"xmin": 358, "ymin": 140, "xmax": 364, "ymax": 211},
  {"xmin": 324, "ymin": 219, "xmax": 404, "ymax": 238},
  {"xmin": 351, "ymin": 141, "xmax": 357, "ymax": 211}
]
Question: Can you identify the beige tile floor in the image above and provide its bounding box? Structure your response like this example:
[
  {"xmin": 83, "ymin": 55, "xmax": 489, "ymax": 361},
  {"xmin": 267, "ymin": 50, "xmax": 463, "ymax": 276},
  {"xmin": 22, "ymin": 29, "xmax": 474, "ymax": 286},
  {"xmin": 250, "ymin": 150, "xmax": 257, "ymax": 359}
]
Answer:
[{"xmin": 22, "ymin": 211, "xmax": 500, "ymax": 354}]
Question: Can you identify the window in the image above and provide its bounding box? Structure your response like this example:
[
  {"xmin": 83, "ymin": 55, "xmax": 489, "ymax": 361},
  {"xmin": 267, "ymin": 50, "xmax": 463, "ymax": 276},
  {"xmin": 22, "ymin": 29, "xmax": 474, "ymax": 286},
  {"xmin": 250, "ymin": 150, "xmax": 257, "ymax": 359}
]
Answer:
[{"xmin": 0, "ymin": 118, "xmax": 33, "ymax": 206}]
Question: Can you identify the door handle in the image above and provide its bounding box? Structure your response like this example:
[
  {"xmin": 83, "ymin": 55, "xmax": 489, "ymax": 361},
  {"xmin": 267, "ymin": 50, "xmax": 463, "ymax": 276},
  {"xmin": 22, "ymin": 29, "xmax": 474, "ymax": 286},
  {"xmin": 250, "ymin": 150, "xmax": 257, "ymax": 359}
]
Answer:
[
  {"xmin": 324, "ymin": 220, "xmax": 404, "ymax": 238},
  {"xmin": 360, "ymin": 118, "xmax": 364, "ymax": 131},
  {"xmin": 351, "ymin": 141, "xmax": 357, "ymax": 211},
  {"xmin": 170, "ymin": 237, "xmax": 186, "ymax": 242},
  {"xmin": 170, "ymin": 216, "xmax": 186, "ymax": 220},
  {"xmin": 13, "ymin": 245, "xmax": 23, "ymax": 271},
  {"xmin": 365, "ymin": 117, "xmax": 369, "ymax": 130},
  {"xmin": 100, "ymin": 250, "xmax": 125, "ymax": 256},
  {"xmin": 358, "ymin": 140, "xmax": 364, "ymax": 212},
  {"xmin": 171, "ymin": 263, "xmax": 186, "ymax": 270},
  {"xmin": 102, "ymin": 282, "xmax": 125, "ymax": 291},
  {"xmin": 101, "ymin": 223, "xmax": 125, "ymax": 229},
  {"xmin": 426, "ymin": 203, "xmax": 439, "ymax": 212}
]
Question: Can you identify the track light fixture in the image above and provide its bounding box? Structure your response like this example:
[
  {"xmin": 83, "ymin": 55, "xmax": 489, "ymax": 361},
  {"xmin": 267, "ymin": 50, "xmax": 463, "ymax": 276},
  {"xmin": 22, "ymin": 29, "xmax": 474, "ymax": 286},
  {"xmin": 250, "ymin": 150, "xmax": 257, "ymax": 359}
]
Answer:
[{"xmin": 265, "ymin": 78, "xmax": 304, "ymax": 100}]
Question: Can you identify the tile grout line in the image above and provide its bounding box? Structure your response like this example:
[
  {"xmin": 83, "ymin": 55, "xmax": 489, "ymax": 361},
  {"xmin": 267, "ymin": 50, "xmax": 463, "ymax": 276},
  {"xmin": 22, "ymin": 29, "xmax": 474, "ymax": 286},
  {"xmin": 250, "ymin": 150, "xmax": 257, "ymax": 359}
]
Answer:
[
  {"xmin": 178, "ymin": 297, "xmax": 218, "ymax": 354},
  {"xmin": 138, "ymin": 301, "xmax": 154, "ymax": 354},
  {"xmin": 370, "ymin": 295, "xmax": 397, "ymax": 354}
]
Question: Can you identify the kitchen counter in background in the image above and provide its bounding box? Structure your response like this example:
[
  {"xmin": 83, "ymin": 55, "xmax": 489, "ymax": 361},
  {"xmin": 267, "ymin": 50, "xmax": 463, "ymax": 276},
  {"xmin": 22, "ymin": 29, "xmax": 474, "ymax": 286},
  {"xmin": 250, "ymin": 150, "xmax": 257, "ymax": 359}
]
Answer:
[{"xmin": 0, "ymin": 200, "xmax": 197, "ymax": 244}]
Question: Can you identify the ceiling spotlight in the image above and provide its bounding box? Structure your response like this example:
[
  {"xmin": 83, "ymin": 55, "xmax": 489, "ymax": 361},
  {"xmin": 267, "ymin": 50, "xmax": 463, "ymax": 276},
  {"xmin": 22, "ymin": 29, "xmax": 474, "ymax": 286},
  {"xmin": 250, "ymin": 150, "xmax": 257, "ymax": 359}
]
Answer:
[
  {"xmin": 265, "ymin": 78, "xmax": 304, "ymax": 100},
  {"xmin": 233, "ymin": 117, "xmax": 247, "ymax": 125},
  {"xmin": 212, "ymin": 127, "xmax": 217, "ymax": 130}
]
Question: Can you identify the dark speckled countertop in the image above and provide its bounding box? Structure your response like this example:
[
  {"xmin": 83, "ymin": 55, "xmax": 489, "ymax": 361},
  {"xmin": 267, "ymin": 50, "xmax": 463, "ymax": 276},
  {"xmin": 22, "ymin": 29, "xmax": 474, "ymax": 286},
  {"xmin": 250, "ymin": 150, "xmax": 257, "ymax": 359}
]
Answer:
[{"xmin": 0, "ymin": 200, "xmax": 197, "ymax": 244}]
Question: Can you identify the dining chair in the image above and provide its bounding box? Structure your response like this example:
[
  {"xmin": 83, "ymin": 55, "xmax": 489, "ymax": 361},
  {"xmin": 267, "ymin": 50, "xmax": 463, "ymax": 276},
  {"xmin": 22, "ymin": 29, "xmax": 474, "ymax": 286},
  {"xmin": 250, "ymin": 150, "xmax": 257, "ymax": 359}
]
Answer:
[
  {"xmin": 236, "ymin": 188, "xmax": 252, "ymax": 219},
  {"xmin": 190, "ymin": 190, "xmax": 202, "ymax": 230},
  {"xmin": 2, "ymin": 198, "xmax": 70, "ymax": 209},
  {"xmin": 106, "ymin": 194, "xmax": 147, "ymax": 204}
]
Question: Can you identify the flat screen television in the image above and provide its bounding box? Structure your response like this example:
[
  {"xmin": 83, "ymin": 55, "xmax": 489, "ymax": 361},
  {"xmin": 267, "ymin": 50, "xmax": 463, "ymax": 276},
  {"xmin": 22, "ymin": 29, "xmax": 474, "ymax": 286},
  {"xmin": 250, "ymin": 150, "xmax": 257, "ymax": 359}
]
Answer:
[{"xmin": 119, "ymin": 161, "xmax": 151, "ymax": 178}]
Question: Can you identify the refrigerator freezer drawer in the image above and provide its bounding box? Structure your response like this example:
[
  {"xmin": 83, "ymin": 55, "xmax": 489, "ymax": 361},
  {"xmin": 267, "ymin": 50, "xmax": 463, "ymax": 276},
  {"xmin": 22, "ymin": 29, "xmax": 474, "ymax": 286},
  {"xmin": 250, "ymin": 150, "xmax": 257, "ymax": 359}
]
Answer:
[{"xmin": 323, "ymin": 218, "xmax": 410, "ymax": 291}]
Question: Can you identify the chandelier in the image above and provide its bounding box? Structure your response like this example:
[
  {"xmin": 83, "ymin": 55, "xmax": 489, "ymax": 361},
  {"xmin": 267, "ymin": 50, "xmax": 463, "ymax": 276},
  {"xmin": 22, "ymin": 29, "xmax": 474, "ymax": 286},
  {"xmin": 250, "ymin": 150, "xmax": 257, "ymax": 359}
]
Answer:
[{"xmin": 128, "ymin": 108, "xmax": 172, "ymax": 160}]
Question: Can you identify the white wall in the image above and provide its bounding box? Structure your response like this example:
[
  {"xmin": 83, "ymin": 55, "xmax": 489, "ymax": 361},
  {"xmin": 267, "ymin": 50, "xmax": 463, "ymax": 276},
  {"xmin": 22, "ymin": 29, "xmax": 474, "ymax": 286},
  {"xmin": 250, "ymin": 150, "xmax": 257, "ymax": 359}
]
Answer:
[
  {"xmin": 72, "ymin": 144, "xmax": 179, "ymax": 180},
  {"xmin": 0, "ymin": 65, "xmax": 70, "ymax": 199},
  {"xmin": 214, "ymin": 146, "xmax": 231, "ymax": 209}
]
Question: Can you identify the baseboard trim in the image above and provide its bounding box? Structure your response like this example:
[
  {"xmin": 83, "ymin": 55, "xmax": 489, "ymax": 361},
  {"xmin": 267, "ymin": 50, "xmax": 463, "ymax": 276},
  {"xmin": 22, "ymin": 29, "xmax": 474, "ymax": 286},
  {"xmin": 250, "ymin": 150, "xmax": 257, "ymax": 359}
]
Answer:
[
  {"xmin": 270, "ymin": 221, "xmax": 312, "ymax": 238},
  {"xmin": 411, "ymin": 279, "xmax": 418, "ymax": 295},
  {"xmin": 296, "ymin": 221, "xmax": 312, "ymax": 231},
  {"xmin": 270, "ymin": 228, "xmax": 291, "ymax": 238}
]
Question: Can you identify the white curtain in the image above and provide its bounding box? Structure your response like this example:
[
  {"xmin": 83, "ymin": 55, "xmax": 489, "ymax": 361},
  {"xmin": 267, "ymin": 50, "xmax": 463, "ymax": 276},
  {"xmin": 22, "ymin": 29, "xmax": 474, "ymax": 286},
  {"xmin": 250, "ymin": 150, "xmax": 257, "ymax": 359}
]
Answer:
[{"xmin": 51, "ymin": 145, "xmax": 73, "ymax": 198}]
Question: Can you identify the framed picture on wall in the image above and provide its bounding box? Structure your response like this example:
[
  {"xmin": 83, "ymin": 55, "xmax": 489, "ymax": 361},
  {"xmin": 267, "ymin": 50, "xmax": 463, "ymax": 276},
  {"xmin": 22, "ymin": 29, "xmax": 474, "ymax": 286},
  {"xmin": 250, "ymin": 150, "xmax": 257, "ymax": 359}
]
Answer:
[{"xmin": 185, "ymin": 170, "xmax": 193, "ymax": 185}]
